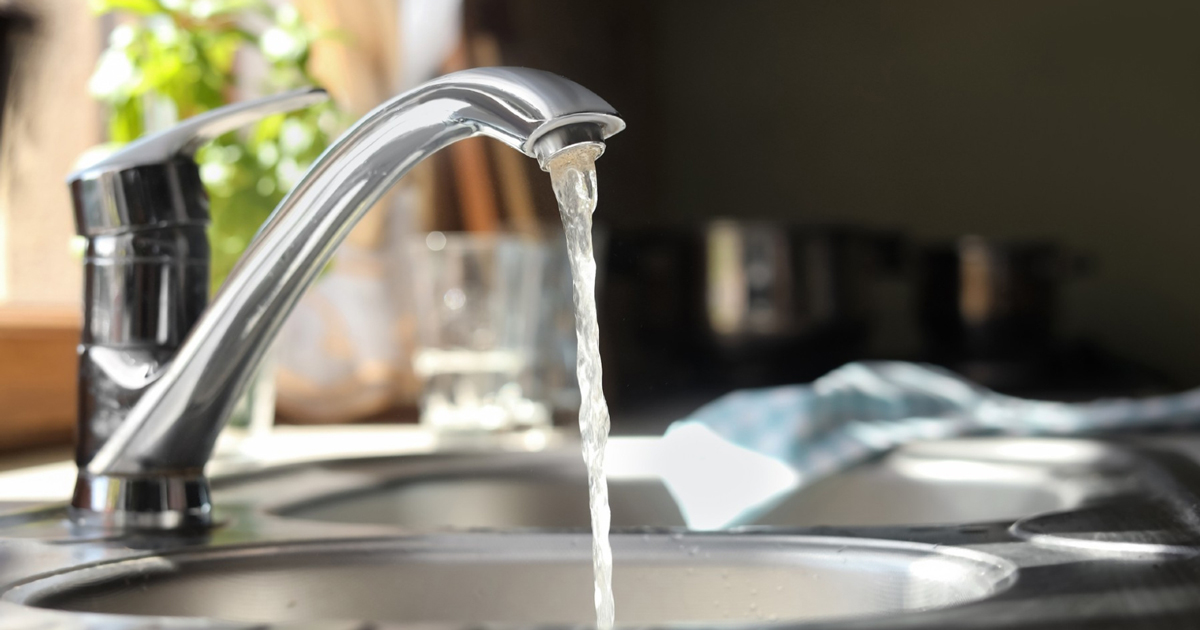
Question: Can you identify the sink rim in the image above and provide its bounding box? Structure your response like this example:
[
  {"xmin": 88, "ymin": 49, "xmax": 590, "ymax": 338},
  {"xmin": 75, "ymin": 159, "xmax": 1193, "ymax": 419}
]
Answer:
[
  {"xmin": 2, "ymin": 532, "xmax": 1019, "ymax": 629},
  {"xmin": 242, "ymin": 435, "xmax": 1111, "ymax": 533}
]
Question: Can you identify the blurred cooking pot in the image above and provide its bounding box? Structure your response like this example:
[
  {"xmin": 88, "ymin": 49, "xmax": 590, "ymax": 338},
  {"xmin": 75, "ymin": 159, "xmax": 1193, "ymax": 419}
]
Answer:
[
  {"xmin": 919, "ymin": 236, "xmax": 1091, "ymax": 362},
  {"xmin": 598, "ymin": 223, "xmax": 903, "ymax": 403},
  {"xmin": 702, "ymin": 221, "xmax": 902, "ymax": 352}
]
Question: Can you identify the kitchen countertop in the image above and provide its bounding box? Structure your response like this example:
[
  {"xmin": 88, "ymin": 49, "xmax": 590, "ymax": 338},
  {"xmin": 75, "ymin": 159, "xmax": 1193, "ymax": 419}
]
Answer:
[{"xmin": 0, "ymin": 424, "xmax": 594, "ymax": 509}]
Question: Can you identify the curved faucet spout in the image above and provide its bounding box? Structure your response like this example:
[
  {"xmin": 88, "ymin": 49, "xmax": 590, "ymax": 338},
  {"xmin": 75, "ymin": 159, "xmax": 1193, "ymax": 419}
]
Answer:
[{"xmin": 77, "ymin": 68, "xmax": 622, "ymax": 514}]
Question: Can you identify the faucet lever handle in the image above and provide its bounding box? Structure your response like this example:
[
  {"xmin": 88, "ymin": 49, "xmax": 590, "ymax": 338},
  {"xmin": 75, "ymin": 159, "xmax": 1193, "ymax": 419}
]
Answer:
[
  {"xmin": 69, "ymin": 87, "xmax": 329, "ymax": 180},
  {"xmin": 68, "ymin": 88, "xmax": 329, "ymax": 237}
]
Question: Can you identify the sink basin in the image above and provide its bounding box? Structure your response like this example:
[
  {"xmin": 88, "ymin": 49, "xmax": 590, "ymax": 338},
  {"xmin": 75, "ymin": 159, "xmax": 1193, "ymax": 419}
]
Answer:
[
  {"xmin": 1, "ymin": 431, "xmax": 1192, "ymax": 629},
  {"xmin": 7, "ymin": 533, "xmax": 1016, "ymax": 625},
  {"xmin": 271, "ymin": 450, "xmax": 687, "ymax": 529},
  {"xmin": 259, "ymin": 437, "xmax": 1114, "ymax": 530}
]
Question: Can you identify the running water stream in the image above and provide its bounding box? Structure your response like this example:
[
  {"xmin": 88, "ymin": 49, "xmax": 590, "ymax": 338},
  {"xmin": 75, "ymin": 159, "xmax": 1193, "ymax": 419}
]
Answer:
[{"xmin": 547, "ymin": 143, "xmax": 615, "ymax": 630}]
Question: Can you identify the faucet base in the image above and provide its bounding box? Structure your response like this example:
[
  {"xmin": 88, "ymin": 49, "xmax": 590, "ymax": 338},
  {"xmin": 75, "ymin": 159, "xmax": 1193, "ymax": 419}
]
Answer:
[{"xmin": 70, "ymin": 473, "xmax": 213, "ymax": 531}]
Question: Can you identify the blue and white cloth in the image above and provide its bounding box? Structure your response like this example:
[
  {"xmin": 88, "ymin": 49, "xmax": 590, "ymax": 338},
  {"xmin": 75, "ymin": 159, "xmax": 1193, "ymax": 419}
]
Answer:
[{"xmin": 657, "ymin": 361, "xmax": 1200, "ymax": 530}]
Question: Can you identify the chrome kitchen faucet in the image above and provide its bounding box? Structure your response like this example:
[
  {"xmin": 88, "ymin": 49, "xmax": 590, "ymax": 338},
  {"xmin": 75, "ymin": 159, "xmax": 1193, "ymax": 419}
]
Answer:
[{"xmin": 67, "ymin": 68, "xmax": 624, "ymax": 530}]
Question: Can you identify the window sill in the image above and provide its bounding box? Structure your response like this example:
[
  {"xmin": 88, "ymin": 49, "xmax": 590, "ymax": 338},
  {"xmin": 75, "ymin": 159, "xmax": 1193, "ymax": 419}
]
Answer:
[{"xmin": 0, "ymin": 305, "xmax": 78, "ymax": 452}]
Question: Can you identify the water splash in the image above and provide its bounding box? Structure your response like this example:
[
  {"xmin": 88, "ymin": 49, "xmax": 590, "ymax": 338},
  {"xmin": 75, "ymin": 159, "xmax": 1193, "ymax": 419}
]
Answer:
[{"xmin": 548, "ymin": 143, "xmax": 614, "ymax": 630}]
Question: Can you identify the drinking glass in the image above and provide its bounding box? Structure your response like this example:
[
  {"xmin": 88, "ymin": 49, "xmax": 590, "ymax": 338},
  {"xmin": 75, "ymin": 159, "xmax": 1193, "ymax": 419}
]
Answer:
[{"xmin": 409, "ymin": 232, "xmax": 548, "ymax": 431}]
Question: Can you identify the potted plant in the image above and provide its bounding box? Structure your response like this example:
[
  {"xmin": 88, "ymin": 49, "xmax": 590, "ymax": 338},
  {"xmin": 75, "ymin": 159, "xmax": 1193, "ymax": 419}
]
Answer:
[{"xmin": 85, "ymin": 0, "xmax": 343, "ymax": 433}]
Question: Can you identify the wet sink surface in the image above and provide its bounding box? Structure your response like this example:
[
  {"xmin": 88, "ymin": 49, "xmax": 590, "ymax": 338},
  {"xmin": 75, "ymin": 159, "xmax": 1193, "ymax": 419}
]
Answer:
[
  {"xmin": 1, "ymin": 432, "xmax": 1197, "ymax": 630},
  {"xmin": 10, "ymin": 533, "xmax": 1015, "ymax": 625},
  {"xmin": 279, "ymin": 466, "xmax": 688, "ymax": 528},
  {"xmin": 261, "ymin": 437, "xmax": 1119, "ymax": 530}
]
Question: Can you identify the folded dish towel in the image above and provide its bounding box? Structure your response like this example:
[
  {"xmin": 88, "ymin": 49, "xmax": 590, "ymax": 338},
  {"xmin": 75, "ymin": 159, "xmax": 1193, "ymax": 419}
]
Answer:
[{"xmin": 657, "ymin": 361, "xmax": 1200, "ymax": 530}]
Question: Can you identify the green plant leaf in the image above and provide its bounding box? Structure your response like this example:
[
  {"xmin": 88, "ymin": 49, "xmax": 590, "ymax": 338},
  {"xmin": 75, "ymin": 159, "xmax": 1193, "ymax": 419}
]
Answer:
[
  {"xmin": 189, "ymin": 0, "xmax": 271, "ymax": 20},
  {"xmin": 109, "ymin": 98, "xmax": 144, "ymax": 143},
  {"xmin": 90, "ymin": 0, "xmax": 165, "ymax": 15},
  {"xmin": 90, "ymin": 0, "xmax": 343, "ymax": 293}
]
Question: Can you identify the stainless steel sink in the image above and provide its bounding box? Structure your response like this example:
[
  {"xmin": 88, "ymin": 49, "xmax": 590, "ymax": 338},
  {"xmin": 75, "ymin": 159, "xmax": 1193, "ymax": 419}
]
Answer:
[
  {"xmin": 254, "ymin": 436, "xmax": 1127, "ymax": 530},
  {"xmin": 6, "ymin": 533, "xmax": 1016, "ymax": 626},
  {"xmin": 758, "ymin": 438, "xmax": 1126, "ymax": 527},
  {"xmin": 266, "ymin": 448, "xmax": 688, "ymax": 529},
  {"xmin": 1, "ymin": 431, "xmax": 1197, "ymax": 629}
]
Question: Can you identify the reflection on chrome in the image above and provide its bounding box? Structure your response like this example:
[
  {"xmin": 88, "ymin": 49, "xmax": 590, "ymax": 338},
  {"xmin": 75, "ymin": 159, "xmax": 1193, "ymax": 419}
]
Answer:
[{"xmin": 67, "ymin": 68, "xmax": 624, "ymax": 529}]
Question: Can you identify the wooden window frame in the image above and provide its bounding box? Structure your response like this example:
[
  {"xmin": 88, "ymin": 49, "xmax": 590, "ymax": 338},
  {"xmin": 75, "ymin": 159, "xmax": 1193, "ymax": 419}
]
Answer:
[{"xmin": 0, "ymin": 305, "xmax": 78, "ymax": 452}]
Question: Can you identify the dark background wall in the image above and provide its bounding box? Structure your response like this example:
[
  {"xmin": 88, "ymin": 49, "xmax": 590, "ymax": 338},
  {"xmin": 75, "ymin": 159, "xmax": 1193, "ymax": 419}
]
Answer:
[{"xmin": 497, "ymin": 0, "xmax": 1200, "ymax": 387}]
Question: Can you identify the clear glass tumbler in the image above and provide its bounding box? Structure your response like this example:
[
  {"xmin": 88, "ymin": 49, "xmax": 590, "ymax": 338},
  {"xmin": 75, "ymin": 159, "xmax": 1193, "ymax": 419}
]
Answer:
[{"xmin": 409, "ymin": 232, "xmax": 548, "ymax": 431}]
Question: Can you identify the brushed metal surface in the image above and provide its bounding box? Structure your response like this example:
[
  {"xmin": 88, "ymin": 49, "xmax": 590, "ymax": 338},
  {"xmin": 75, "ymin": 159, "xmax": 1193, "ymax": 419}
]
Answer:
[
  {"xmin": 269, "ymin": 437, "xmax": 1120, "ymax": 530},
  {"xmin": 11, "ymin": 533, "xmax": 1016, "ymax": 625},
  {"xmin": 2, "ymin": 434, "xmax": 1200, "ymax": 629}
]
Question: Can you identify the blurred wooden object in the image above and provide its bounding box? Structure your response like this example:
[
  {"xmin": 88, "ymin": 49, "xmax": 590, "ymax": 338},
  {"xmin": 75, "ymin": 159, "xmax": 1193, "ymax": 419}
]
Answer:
[
  {"xmin": 296, "ymin": 0, "xmax": 403, "ymax": 249},
  {"xmin": 471, "ymin": 33, "xmax": 542, "ymax": 238},
  {"xmin": 296, "ymin": 0, "xmax": 399, "ymax": 115},
  {"xmin": 277, "ymin": 0, "xmax": 435, "ymax": 421},
  {"xmin": 0, "ymin": 0, "xmax": 99, "ymax": 304},
  {"xmin": 0, "ymin": 306, "xmax": 78, "ymax": 451},
  {"xmin": 448, "ymin": 135, "xmax": 502, "ymax": 233},
  {"xmin": 443, "ymin": 42, "xmax": 501, "ymax": 233},
  {"xmin": 294, "ymin": 0, "xmax": 440, "ymax": 234}
]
